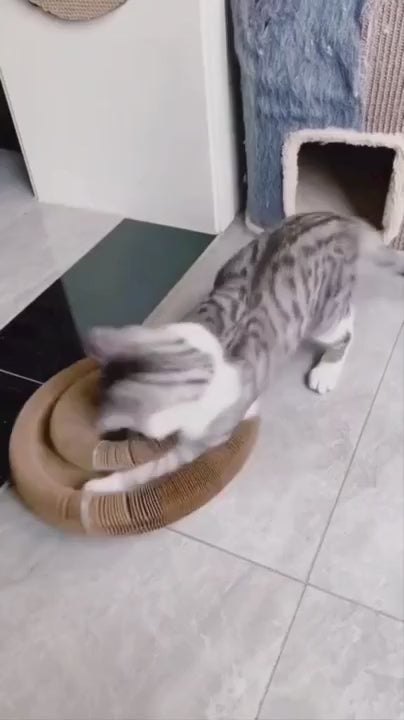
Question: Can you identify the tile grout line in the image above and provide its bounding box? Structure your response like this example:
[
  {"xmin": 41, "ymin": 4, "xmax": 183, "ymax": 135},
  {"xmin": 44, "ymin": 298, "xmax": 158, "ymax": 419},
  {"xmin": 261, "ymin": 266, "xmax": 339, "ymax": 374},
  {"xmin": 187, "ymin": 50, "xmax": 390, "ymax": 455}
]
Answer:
[
  {"xmin": 0, "ymin": 367, "xmax": 42, "ymax": 385},
  {"xmin": 254, "ymin": 583, "xmax": 307, "ymax": 720},
  {"xmin": 169, "ymin": 526, "xmax": 404, "ymax": 623},
  {"xmin": 168, "ymin": 535, "xmax": 308, "ymax": 720},
  {"xmin": 304, "ymin": 320, "xmax": 404, "ymax": 586},
  {"xmin": 257, "ymin": 311, "xmax": 404, "ymax": 720},
  {"xmin": 170, "ymin": 324, "xmax": 404, "ymax": 717},
  {"xmin": 168, "ymin": 527, "xmax": 304, "ymax": 585},
  {"xmin": 307, "ymin": 581, "xmax": 404, "ymax": 624},
  {"xmin": 170, "ymin": 526, "xmax": 404, "ymax": 720}
]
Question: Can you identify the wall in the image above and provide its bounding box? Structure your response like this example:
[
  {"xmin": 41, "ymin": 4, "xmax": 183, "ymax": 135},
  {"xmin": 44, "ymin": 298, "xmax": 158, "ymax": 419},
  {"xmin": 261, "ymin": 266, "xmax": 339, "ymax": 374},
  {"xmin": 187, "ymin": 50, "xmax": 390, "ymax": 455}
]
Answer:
[{"xmin": 0, "ymin": 0, "xmax": 238, "ymax": 233}]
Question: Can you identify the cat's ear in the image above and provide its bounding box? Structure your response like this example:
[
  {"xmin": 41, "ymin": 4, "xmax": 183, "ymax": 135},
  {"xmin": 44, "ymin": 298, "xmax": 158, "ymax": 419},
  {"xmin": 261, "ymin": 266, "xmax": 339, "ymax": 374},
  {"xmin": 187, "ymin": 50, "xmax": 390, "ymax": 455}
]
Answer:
[
  {"xmin": 87, "ymin": 322, "xmax": 222, "ymax": 363},
  {"xmin": 86, "ymin": 326, "xmax": 135, "ymax": 363},
  {"xmin": 86, "ymin": 327, "xmax": 116, "ymax": 363},
  {"xmin": 86, "ymin": 324, "xmax": 157, "ymax": 362}
]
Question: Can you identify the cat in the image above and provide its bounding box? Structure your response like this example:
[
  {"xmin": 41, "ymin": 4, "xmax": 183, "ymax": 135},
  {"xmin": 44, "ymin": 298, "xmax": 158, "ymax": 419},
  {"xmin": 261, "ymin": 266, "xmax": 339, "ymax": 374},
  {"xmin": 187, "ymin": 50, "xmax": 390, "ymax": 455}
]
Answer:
[{"xmin": 81, "ymin": 212, "xmax": 401, "ymax": 502}]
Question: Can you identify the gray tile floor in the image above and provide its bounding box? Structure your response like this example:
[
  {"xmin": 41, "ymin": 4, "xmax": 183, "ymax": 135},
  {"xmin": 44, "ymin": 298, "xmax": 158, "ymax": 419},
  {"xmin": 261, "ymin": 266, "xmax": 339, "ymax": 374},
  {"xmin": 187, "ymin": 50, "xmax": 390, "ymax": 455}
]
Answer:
[
  {"xmin": 0, "ymin": 151, "xmax": 403, "ymax": 720},
  {"xmin": 0, "ymin": 150, "xmax": 121, "ymax": 330}
]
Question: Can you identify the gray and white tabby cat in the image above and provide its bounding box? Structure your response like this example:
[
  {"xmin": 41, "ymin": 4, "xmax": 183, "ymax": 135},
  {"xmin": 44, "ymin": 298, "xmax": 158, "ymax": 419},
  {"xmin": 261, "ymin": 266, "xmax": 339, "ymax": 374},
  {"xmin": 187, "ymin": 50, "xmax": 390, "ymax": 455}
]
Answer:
[{"xmin": 82, "ymin": 212, "xmax": 400, "ymax": 499}]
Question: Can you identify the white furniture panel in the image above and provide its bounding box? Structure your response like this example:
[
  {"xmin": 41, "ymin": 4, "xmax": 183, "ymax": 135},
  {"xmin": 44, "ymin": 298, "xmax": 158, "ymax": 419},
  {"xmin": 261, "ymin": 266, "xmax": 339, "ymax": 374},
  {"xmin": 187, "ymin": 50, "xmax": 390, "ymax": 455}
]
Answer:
[{"xmin": 0, "ymin": 0, "xmax": 238, "ymax": 232}]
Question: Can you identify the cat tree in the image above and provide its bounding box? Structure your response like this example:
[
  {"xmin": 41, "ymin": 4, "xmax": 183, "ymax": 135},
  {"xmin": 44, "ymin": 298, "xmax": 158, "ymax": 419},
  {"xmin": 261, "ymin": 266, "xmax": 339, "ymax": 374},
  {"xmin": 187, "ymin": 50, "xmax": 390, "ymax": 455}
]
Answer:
[{"xmin": 232, "ymin": 0, "xmax": 404, "ymax": 248}]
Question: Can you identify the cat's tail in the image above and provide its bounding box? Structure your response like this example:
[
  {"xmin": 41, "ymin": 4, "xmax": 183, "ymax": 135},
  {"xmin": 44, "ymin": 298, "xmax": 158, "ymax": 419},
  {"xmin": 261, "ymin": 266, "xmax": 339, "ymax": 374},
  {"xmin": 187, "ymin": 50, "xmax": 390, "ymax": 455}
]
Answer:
[{"xmin": 353, "ymin": 218, "xmax": 404, "ymax": 274}]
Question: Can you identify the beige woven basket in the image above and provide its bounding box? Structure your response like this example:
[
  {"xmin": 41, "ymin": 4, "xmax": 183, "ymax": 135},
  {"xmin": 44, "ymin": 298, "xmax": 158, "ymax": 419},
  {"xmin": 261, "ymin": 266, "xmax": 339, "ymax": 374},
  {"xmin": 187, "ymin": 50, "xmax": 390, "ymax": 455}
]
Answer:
[{"xmin": 29, "ymin": 0, "xmax": 127, "ymax": 21}]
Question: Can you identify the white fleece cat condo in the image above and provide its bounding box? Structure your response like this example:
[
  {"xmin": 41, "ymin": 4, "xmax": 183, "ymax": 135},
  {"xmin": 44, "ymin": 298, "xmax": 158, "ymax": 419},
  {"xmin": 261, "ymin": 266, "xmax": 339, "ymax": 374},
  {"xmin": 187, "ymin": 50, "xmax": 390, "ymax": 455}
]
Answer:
[{"xmin": 232, "ymin": 0, "xmax": 404, "ymax": 248}]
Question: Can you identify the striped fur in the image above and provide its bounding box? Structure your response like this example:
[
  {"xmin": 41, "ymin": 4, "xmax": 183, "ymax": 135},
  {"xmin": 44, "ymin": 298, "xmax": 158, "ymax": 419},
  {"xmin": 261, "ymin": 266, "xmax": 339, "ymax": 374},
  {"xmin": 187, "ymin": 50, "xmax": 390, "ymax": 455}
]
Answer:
[{"xmin": 83, "ymin": 212, "xmax": 400, "ymax": 497}]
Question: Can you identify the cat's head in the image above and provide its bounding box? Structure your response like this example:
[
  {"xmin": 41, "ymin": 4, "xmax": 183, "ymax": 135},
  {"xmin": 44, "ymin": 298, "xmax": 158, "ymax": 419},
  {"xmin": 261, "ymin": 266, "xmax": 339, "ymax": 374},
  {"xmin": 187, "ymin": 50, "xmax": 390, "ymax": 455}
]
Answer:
[{"xmin": 88, "ymin": 322, "xmax": 242, "ymax": 441}]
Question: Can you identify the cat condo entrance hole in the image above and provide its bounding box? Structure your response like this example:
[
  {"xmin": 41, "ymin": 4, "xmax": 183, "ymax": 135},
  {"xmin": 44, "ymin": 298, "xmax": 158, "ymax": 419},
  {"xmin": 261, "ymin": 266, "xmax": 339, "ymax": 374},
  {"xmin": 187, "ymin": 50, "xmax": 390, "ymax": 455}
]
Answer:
[
  {"xmin": 297, "ymin": 143, "xmax": 393, "ymax": 230},
  {"xmin": 283, "ymin": 129, "xmax": 404, "ymax": 244}
]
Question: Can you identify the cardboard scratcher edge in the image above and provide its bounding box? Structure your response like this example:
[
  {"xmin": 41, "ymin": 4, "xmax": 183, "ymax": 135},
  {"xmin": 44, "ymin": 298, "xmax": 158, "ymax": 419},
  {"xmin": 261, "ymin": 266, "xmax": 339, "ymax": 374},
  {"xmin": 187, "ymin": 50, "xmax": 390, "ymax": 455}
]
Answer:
[{"xmin": 9, "ymin": 358, "xmax": 259, "ymax": 536}]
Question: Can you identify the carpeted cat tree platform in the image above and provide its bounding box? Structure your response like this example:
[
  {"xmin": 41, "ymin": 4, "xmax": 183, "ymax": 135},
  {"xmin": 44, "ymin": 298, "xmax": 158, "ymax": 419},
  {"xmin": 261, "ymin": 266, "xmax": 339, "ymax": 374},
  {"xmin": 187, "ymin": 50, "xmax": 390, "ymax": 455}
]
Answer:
[
  {"xmin": 232, "ymin": 0, "xmax": 404, "ymax": 248},
  {"xmin": 9, "ymin": 359, "xmax": 259, "ymax": 535}
]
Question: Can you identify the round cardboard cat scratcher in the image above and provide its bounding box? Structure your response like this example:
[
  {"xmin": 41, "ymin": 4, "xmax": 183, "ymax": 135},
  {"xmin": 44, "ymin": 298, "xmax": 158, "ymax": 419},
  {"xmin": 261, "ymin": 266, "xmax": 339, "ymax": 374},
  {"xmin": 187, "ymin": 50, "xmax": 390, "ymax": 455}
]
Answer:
[
  {"xmin": 28, "ymin": 0, "xmax": 127, "ymax": 21},
  {"xmin": 9, "ymin": 358, "xmax": 259, "ymax": 536}
]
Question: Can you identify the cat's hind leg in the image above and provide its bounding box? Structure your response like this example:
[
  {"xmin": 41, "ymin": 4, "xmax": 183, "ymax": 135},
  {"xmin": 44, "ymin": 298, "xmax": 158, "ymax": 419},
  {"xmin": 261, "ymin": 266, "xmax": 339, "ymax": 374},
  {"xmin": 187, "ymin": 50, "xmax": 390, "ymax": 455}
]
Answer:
[{"xmin": 308, "ymin": 311, "xmax": 354, "ymax": 394}]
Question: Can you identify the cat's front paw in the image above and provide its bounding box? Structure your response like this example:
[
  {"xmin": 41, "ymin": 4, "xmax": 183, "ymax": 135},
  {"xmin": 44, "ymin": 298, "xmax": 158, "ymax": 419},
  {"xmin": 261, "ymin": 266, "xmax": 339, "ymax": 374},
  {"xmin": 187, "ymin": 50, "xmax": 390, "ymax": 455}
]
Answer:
[
  {"xmin": 308, "ymin": 361, "xmax": 341, "ymax": 394},
  {"xmin": 82, "ymin": 473, "xmax": 125, "ymax": 495},
  {"xmin": 82, "ymin": 478, "xmax": 104, "ymax": 494}
]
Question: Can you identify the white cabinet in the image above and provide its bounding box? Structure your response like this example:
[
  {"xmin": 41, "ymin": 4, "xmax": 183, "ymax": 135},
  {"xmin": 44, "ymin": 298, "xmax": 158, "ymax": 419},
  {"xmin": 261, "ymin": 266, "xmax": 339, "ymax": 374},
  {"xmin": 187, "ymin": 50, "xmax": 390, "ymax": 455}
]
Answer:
[{"xmin": 0, "ymin": 0, "xmax": 238, "ymax": 232}]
